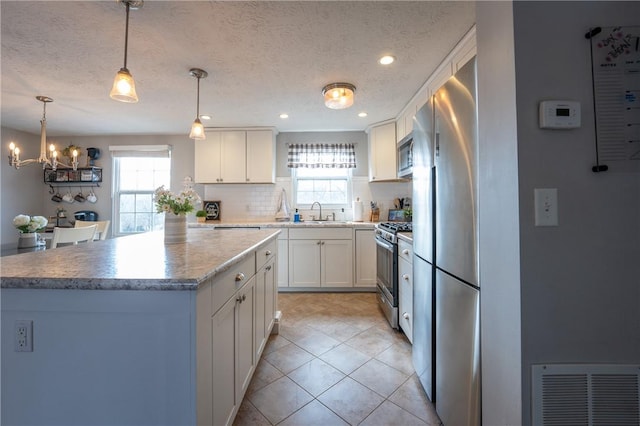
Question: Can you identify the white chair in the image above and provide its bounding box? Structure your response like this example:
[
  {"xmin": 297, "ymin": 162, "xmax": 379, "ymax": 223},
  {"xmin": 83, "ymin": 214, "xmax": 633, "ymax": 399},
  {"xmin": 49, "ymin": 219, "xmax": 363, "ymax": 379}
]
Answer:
[
  {"xmin": 50, "ymin": 225, "xmax": 97, "ymax": 248},
  {"xmin": 75, "ymin": 220, "xmax": 111, "ymax": 240}
]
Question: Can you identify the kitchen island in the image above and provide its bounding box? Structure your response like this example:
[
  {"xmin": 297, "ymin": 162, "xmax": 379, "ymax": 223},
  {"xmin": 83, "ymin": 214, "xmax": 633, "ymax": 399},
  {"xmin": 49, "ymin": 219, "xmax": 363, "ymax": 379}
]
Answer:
[{"xmin": 1, "ymin": 228, "xmax": 280, "ymax": 426}]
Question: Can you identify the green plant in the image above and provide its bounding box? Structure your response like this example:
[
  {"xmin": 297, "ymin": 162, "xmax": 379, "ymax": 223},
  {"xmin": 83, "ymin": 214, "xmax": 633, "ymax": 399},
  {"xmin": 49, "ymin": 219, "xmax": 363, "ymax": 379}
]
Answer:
[
  {"xmin": 403, "ymin": 208, "xmax": 412, "ymax": 220},
  {"xmin": 196, "ymin": 210, "xmax": 207, "ymax": 218}
]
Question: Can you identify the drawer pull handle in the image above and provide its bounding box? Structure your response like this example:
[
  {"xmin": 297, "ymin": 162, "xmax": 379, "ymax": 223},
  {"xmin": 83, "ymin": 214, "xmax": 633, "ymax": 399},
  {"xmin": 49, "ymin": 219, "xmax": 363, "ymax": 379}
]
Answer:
[
  {"xmin": 402, "ymin": 249, "xmax": 410, "ymax": 255},
  {"xmin": 265, "ymin": 250, "xmax": 272, "ymax": 256},
  {"xmin": 235, "ymin": 273, "xmax": 245, "ymax": 282},
  {"xmin": 403, "ymin": 312, "xmax": 410, "ymax": 320},
  {"xmin": 402, "ymin": 274, "xmax": 410, "ymax": 281}
]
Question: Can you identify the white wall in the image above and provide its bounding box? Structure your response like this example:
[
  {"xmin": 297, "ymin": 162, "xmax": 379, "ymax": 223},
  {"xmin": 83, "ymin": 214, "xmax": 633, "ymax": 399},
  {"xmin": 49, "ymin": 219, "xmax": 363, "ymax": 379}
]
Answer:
[
  {"xmin": 1, "ymin": 128, "xmax": 45, "ymax": 248},
  {"xmin": 513, "ymin": 2, "xmax": 640, "ymax": 424},
  {"xmin": 476, "ymin": 2, "xmax": 522, "ymax": 425}
]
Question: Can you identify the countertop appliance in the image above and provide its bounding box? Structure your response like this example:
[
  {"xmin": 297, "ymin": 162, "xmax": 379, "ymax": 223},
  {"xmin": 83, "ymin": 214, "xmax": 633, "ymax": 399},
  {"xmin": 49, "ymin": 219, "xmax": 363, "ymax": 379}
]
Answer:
[
  {"xmin": 374, "ymin": 222, "xmax": 413, "ymax": 329},
  {"xmin": 397, "ymin": 133, "xmax": 413, "ymax": 179},
  {"xmin": 412, "ymin": 57, "xmax": 480, "ymax": 426}
]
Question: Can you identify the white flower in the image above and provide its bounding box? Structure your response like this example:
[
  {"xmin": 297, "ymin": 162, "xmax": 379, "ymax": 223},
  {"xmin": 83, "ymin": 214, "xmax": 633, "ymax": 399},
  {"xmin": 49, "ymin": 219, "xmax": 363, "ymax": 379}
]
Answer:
[{"xmin": 13, "ymin": 214, "xmax": 30, "ymax": 227}]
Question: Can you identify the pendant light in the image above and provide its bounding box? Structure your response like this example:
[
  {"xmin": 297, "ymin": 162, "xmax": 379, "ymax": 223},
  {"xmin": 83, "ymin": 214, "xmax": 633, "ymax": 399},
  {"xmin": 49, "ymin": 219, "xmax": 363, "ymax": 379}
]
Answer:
[
  {"xmin": 110, "ymin": 0, "xmax": 143, "ymax": 103},
  {"xmin": 189, "ymin": 68, "xmax": 208, "ymax": 140},
  {"xmin": 322, "ymin": 83, "xmax": 356, "ymax": 109}
]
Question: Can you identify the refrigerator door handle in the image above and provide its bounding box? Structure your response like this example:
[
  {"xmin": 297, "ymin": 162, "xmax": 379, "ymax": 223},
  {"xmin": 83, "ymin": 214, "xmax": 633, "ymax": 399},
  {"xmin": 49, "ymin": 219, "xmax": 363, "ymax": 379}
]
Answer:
[{"xmin": 435, "ymin": 132, "xmax": 440, "ymax": 157}]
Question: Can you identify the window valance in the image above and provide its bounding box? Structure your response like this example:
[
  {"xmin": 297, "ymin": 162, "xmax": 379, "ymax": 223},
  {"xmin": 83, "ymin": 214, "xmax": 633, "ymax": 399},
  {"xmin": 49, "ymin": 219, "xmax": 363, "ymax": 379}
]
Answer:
[{"xmin": 287, "ymin": 143, "xmax": 356, "ymax": 168}]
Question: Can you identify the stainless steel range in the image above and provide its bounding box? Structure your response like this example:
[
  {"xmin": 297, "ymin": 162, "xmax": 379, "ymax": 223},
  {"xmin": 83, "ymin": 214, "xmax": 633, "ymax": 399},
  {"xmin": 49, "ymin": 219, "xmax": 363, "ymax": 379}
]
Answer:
[{"xmin": 375, "ymin": 222, "xmax": 412, "ymax": 328}]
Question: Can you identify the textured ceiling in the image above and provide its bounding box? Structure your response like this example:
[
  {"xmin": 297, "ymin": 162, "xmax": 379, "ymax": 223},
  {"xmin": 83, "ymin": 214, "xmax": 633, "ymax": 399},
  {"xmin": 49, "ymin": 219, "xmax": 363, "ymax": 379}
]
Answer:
[{"xmin": 1, "ymin": 1, "xmax": 475, "ymax": 137}]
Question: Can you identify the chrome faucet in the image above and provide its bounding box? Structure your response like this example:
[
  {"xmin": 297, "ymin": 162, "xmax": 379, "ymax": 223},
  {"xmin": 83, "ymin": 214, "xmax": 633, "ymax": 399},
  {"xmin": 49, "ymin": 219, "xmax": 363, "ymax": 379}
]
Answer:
[{"xmin": 310, "ymin": 201, "xmax": 322, "ymax": 221}]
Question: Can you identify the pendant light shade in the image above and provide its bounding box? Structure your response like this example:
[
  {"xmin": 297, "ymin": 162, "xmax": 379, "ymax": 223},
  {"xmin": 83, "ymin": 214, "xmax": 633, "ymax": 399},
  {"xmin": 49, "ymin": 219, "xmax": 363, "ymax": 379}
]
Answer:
[
  {"xmin": 322, "ymin": 83, "xmax": 356, "ymax": 109},
  {"xmin": 110, "ymin": 68, "xmax": 138, "ymax": 103},
  {"xmin": 110, "ymin": 0, "xmax": 142, "ymax": 103},
  {"xmin": 189, "ymin": 68, "xmax": 208, "ymax": 140}
]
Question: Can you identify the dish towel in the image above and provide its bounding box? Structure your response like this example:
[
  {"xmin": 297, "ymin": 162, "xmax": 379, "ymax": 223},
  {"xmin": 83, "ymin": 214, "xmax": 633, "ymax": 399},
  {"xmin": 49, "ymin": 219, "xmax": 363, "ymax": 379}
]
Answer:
[{"xmin": 275, "ymin": 188, "xmax": 291, "ymax": 221}]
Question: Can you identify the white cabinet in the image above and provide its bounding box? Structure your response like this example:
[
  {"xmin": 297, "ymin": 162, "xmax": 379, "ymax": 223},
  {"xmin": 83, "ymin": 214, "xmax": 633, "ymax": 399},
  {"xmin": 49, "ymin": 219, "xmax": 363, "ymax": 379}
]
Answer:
[
  {"xmin": 194, "ymin": 129, "xmax": 275, "ymax": 184},
  {"xmin": 398, "ymin": 238, "xmax": 413, "ymax": 343},
  {"xmin": 354, "ymin": 229, "xmax": 376, "ymax": 288},
  {"xmin": 288, "ymin": 228, "xmax": 352, "ymax": 288},
  {"xmin": 246, "ymin": 130, "xmax": 276, "ymax": 183},
  {"xmin": 197, "ymin": 239, "xmax": 279, "ymax": 426},
  {"xmin": 255, "ymin": 240, "xmax": 277, "ymax": 357},
  {"xmin": 276, "ymin": 229, "xmax": 289, "ymax": 288},
  {"xmin": 367, "ymin": 121, "xmax": 397, "ymax": 182}
]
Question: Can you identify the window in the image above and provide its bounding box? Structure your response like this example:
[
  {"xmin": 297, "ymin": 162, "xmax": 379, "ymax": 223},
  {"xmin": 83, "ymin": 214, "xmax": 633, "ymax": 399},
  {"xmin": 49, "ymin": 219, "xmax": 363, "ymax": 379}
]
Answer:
[
  {"xmin": 110, "ymin": 145, "xmax": 171, "ymax": 236},
  {"xmin": 288, "ymin": 143, "xmax": 356, "ymax": 208},
  {"xmin": 294, "ymin": 167, "xmax": 351, "ymax": 206}
]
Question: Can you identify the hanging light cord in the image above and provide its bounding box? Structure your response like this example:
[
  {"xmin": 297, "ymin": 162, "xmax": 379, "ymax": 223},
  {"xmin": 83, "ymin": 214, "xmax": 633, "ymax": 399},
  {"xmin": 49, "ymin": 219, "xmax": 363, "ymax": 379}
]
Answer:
[
  {"xmin": 196, "ymin": 75, "xmax": 201, "ymax": 117},
  {"xmin": 123, "ymin": 1, "xmax": 130, "ymax": 70}
]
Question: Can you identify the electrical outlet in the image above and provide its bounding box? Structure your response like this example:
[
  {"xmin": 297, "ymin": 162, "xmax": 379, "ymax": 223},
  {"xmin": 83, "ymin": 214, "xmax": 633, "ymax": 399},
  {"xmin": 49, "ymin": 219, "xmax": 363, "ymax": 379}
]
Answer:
[
  {"xmin": 534, "ymin": 188, "xmax": 558, "ymax": 226},
  {"xmin": 15, "ymin": 320, "xmax": 33, "ymax": 352}
]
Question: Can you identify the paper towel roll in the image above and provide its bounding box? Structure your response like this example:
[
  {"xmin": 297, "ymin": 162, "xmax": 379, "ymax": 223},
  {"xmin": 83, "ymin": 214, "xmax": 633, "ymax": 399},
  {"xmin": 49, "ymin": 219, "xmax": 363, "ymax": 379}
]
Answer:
[{"xmin": 353, "ymin": 200, "xmax": 363, "ymax": 222}]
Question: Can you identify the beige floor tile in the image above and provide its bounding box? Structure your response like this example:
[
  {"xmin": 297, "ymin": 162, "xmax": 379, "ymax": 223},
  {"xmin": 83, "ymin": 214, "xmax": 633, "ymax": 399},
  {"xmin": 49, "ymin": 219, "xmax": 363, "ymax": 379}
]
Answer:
[
  {"xmin": 293, "ymin": 329, "xmax": 341, "ymax": 356},
  {"xmin": 232, "ymin": 399, "xmax": 271, "ymax": 426},
  {"xmin": 388, "ymin": 374, "xmax": 441, "ymax": 424},
  {"xmin": 248, "ymin": 376, "xmax": 313, "ymax": 424},
  {"xmin": 344, "ymin": 327, "xmax": 395, "ymax": 357},
  {"xmin": 317, "ymin": 377, "xmax": 385, "ymax": 425},
  {"xmin": 246, "ymin": 358, "xmax": 284, "ymax": 395},
  {"xmin": 359, "ymin": 400, "xmax": 428, "ymax": 426},
  {"xmin": 319, "ymin": 343, "xmax": 371, "ymax": 375},
  {"xmin": 288, "ymin": 358, "xmax": 346, "ymax": 397},
  {"xmin": 263, "ymin": 343, "xmax": 314, "ymax": 374},
  {"xmin": 262, "ymin": 334, "xmax": 292, "ymax": 355},
  {"xmin": 350, "ymin": 358, "xmax": 410, "ymax": 398},
  {"xmin": 375, "ymin": 341, "xmax": 415, "ymax": 376},
  {"xmin": 278, "ymin": 400, "xmax": 349, "ymax": 426}
]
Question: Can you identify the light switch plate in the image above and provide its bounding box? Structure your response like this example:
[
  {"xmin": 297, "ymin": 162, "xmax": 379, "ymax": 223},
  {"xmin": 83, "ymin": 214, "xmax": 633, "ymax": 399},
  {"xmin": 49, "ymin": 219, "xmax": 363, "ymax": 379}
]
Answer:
[{"xmin": 534, "ymin": 188, "xmax": 558, "ymax": 226}]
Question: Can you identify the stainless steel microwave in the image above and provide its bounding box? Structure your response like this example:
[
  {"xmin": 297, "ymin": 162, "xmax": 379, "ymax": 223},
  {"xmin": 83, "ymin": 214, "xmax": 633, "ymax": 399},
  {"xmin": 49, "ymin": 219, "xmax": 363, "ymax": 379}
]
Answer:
[{"xmin": 397, "ymin": 133, "xmax": 413, "ymax": 178}]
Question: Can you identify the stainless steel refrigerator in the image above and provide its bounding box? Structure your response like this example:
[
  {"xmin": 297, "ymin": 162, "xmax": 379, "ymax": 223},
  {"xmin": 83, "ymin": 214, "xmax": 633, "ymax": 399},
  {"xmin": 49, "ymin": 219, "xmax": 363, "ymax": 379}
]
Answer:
[{"xmin": 412, "ymin": 57, "xmax": 481, "ymax": 426}]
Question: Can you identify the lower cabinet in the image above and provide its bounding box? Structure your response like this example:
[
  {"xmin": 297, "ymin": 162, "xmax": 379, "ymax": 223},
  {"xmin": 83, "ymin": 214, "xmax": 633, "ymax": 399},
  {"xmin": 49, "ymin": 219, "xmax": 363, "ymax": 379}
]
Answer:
[
  {"xmin": 355, "ymin": 229, "xmax": 376, "ymax": 287},
  {"xmin": 197, "ymin": 240, "xmax": 278, "ymax": 426},
  {"xmin": 288, "ymin": 228, "xmax": 353, "ymax": 288},
  {"xmin": 398, "ymin": 238, "xmax": 413, "ymax": 343},
  {"xmin": 211, "ymin": 275, "xmax": 255, "ymax": 426}
]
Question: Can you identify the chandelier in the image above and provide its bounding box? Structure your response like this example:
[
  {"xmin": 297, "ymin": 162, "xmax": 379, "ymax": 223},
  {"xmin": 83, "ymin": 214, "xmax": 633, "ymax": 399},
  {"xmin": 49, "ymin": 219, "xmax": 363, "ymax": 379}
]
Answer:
[
  {"xmin": 109, "ymin": 0, "xmax": 143, "ymax": 103},
  {"xmin": 7, "ymin": 96, "xmax": 78, "ymax": 170}
]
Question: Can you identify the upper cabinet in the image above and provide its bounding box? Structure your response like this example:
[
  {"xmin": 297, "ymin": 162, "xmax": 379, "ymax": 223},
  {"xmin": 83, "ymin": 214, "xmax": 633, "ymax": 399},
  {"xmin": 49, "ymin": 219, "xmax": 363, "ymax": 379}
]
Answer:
[
  {"xmin": 195, "ymin": 129, "xmax": 276, "ymax": 184},
  {"xmin": 367, "ymin": 121, "xmax": 397, "ymax": 182},
  {"xmin": 396, "ymin": 25, "xmax": 476, "ymax": 143}
]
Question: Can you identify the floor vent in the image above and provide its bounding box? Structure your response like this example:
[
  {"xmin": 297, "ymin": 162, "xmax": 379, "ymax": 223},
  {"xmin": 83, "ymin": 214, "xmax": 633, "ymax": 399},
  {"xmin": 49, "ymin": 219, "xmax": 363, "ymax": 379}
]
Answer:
[{"xmin": 532, "ymin": 364, "xmax": 640, "ymax": 426}]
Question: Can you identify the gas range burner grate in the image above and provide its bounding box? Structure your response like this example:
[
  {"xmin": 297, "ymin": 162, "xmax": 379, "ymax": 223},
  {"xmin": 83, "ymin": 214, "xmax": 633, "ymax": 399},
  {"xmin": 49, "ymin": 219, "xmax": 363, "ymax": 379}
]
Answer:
[{"xmin": 378, "ymin": 222, "xmax": 413, "ymax": 233}]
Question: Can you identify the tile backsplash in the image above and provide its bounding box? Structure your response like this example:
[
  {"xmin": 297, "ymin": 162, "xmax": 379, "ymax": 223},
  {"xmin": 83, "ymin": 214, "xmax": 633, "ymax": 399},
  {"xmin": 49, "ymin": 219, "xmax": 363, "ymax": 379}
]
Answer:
[{"xmin": 203, "ymin": 177, "xmax": 411, "ymax": 222}]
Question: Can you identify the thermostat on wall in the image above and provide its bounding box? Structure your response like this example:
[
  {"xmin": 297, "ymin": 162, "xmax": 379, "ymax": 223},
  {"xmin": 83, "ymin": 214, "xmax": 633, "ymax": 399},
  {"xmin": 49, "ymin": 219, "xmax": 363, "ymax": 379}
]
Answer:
[{"xmin": 539, "ymin": 100, "xmax": 581, "ymax": 129}]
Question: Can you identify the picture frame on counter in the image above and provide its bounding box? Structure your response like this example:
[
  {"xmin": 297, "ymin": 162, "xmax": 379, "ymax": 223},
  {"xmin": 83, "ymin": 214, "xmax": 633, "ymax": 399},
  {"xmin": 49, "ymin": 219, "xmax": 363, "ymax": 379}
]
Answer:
[{"xmin": 203, "ymin": 200, "xmax": 221, "ymax": 221}]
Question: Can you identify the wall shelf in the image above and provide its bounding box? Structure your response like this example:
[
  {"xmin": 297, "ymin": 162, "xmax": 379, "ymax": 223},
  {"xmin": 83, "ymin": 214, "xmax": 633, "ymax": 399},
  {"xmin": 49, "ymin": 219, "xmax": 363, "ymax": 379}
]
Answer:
[{"xmin": 44, "ymin": 167, "xmax": 102, "ymax": 184}]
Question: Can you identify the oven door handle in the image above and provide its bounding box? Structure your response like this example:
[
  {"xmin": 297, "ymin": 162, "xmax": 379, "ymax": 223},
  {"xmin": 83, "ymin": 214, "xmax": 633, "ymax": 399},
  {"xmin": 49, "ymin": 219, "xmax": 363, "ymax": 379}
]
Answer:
[{"xmin": 375, "ymin": 238, "xmax": 394, "ymax": 252}]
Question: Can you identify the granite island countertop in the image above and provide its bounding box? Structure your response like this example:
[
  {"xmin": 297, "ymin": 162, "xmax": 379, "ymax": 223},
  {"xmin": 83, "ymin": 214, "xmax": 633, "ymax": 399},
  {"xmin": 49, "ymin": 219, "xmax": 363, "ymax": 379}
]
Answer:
[
  {"xmin": 189, "ymin": 220, "xmax": 376, "ymax": 229},
  {"xmin": 0, "ymin": 228, "xmax": 279, "ymax": 291}
]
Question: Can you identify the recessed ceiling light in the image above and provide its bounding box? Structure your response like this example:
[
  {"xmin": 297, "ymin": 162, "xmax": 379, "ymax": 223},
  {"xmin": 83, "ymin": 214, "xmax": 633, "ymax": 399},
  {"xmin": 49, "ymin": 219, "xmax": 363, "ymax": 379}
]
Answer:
[
  {"xmin": 378, "ymin": 55, "xmax": 395, "ymax": 65},
  {"xmin": 358, "ymin": 112, "xmax": 368, "ymax": 118},
  {"xmin": 280, "ymin": 113, "xmax": 289, "ymax": 119},
  {"xmin": 200, "ymin": 114, "xmax": 211, "ymax": 120}
]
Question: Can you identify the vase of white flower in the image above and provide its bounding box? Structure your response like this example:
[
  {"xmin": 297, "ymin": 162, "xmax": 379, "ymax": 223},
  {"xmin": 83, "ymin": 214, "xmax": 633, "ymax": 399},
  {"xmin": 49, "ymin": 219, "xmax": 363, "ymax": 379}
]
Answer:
[
  {"xmin": 13, "ymin": 214, "xmax": 48, "ymax": 248},
  {"xmin": 154, "ymin": 177, "xmax": 201, "ymax": 244}
]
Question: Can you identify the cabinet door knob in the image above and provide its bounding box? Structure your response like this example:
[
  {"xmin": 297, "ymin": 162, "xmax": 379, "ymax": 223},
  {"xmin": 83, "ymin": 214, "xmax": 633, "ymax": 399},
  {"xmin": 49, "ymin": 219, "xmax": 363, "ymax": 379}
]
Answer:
[
  {"xmin": 265, "ymin": 250, "xmax": 272, "ymax": 256},
  {"xmin": 236, "ymin": 296, "xmax": 242, "ymax": 303},
  {"xmin": 242, "ymin": 294, "xmax": 246, "ymax": 301},
  {"xmin": 317, "ymin": 241, "xmax": 321, "ymax": 245},
  {"xmin": 235, "ymin": 273, "xmax": 245, "ymax": 282},
  {"xmin": 403, "ymin": 312, "xmax": 410, "ymax": 320},
  {"xmin": 402, "ymin": 249, "xmax": 410, "ymax": 255},
  {"xmin": 402, "ymin": 274, "xmax": 410, "ymax": 281},
  {"xmin": 321, "ymin": 241, "xmax": 325, "ymax": 245},
  {"xmin": 265, "ymin": 265, "xmax": 272, "ymax": 271}
]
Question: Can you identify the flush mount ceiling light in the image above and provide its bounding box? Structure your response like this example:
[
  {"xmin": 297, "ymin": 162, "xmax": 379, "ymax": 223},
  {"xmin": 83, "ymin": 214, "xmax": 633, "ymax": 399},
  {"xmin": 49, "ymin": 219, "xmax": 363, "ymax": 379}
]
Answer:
[
  {"xmin": 7, "ymin": 96, "xmax": 77, "ymax": 171},
  {"xmin": 378, "ymin": 55, "xmax": 396, "ymax": 65},
  {"xmin": 110, "ymin": 0, "xmax": 143, "ymax": 103},
  {"xmin": 189, "ymin": 68, "xmax": 208, "ymax": 140},
  {"xmin": 322, "ymin": 83, "xmax": 356, "ymax": 110}
]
